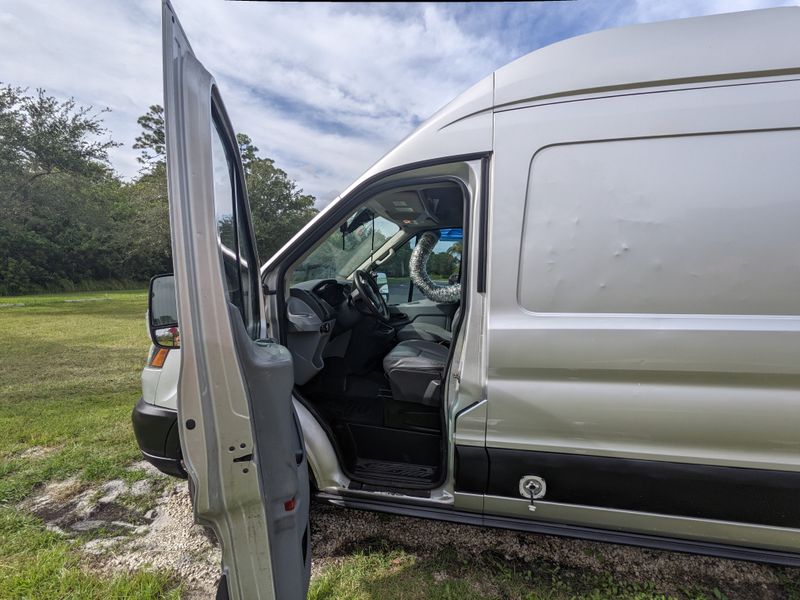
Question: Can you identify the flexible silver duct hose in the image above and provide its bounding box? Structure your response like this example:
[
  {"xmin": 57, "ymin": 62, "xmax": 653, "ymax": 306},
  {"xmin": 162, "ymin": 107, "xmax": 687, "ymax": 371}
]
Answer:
[{"xmin": 409, "ymin": 231, "xmax": 461, "ymax": 303}]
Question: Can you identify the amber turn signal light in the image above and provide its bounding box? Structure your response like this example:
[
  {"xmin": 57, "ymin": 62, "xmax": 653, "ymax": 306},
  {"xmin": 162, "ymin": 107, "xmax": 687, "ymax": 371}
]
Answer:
[{"xmin": 148, "ymin": 347, "xmax": 170, "ymax": 368}]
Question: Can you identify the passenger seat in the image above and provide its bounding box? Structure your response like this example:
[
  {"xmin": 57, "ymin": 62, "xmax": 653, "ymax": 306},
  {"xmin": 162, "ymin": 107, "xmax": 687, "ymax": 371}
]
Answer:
[{"xmin": 383, "ymin": 340, "xmax": 449, "ymax": 407}]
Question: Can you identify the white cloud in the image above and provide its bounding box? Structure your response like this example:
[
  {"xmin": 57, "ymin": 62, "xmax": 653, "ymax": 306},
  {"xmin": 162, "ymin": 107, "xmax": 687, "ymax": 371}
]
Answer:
[{"xmin": 1, "ymin": 0, "xmax": 797, "ymax": 205}]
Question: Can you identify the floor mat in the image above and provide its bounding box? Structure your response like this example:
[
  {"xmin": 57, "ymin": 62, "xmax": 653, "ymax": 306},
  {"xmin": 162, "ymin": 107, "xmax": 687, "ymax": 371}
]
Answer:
[{"xmin": 352, "ymin": 459, "xmax": 437, "ymax": 486}]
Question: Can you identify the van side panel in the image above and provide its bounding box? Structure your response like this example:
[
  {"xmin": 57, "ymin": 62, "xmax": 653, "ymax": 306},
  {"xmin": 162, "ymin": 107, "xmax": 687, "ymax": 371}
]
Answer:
[
  {"xmin": 485, "ymin": 79, "xmax": 800, "ymax": 548},
  {"xmin": 518, "ymin": 132, "xmax": 800, "ymax": 316}
]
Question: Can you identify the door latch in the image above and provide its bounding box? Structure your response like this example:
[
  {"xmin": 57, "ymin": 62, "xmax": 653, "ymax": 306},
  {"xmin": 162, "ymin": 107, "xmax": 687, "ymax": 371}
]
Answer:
[{"xmin": 519, "ymin": 475, "xmax": 546, "ymax": 512}]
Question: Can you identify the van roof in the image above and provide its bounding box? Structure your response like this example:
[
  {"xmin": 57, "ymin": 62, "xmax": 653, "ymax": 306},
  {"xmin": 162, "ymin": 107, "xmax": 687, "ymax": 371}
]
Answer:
[
  {"xmin": 494, "ymin": 7, "xmax": 800, "ymax": 109},
  {"xmin": 262, "ymin": 8, "xmax": 800, "ymax": 273}
]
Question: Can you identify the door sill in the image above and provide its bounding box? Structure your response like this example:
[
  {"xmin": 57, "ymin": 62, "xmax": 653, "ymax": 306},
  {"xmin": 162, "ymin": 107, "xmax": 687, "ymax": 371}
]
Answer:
[
  {"xmin": 348, "ymin": 480, "xmax": 432, "ymax": 498},
  {"xmin": 314, "ymin": 492, "xmax": 800, "ymax": 567}
]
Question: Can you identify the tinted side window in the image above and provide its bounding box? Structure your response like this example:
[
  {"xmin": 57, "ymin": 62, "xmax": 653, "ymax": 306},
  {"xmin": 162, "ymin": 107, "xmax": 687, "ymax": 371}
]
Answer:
[{"xmin": 210, "ymin": 107, "xmax": 259, "ymax": 336}]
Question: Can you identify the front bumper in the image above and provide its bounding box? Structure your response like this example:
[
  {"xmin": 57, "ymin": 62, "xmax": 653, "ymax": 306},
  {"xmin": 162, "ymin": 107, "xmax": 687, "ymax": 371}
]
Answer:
[{"xmin": 131, "ymin": 396, "xmax": 186, "ymax": 479}]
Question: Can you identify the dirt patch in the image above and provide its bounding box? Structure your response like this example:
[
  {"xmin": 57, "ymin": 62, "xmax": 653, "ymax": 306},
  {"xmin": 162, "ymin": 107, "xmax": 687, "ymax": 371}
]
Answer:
[
  {"xmin": 18, "ymin": 445, "xmax": 59, "ymax": 460},
  {"xmin": 310, "ymin": 502, "xmax": 800, "ymax": 600},
  {"xmin": 22, "ymin": 473, "xmax": 221, "ymax": 598},
  {"xmin": 23, "ymin": 477, "xmax": 147, "ymax": 536}
]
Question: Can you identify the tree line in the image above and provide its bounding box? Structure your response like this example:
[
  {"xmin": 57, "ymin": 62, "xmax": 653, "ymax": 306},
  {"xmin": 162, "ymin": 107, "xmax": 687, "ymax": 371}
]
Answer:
[{"xmin": 0, "ymin": 86, "xmax": 318, "ymax": 296}]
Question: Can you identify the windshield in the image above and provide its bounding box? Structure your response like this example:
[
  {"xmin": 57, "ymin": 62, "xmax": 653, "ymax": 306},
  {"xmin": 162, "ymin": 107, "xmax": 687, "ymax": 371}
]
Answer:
[{"xmin": 292, "ymin": 209, "xmax": 400, "ymax": 283}]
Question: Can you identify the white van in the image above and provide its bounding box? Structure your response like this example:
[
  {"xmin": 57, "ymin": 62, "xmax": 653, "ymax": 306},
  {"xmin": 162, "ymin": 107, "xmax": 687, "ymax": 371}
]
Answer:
[{"xmin": 137, "ymin": 3, "xmax": 800, "ymax": 597}]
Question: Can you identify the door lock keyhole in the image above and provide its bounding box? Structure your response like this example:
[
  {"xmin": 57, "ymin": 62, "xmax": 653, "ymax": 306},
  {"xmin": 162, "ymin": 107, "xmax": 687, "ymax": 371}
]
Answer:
[{"xmin": 519, "ymin": 475, "xmax": 546, "ymax": 512}]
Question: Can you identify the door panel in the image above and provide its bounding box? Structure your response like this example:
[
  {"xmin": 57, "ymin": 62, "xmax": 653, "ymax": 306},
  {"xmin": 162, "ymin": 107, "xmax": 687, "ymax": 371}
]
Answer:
[
  {"xmin": 486, "ymin": 448, "xmax": 800, "ymax": 528},
  {"xmin": 162, "ymin": 2, "xmax": 309, "ymax": 598},
  {"xmin": 486, "ymin": 79, "xmax": 800, "ymax": 548}
]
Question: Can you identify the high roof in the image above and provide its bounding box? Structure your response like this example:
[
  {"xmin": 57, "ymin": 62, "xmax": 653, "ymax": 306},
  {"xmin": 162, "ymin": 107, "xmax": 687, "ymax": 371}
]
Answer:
[
  {"xmin": 264, "ymin": 8, "xmax": 800, "ymax": 270},
  {"xmin": 494, "ymin": 7, "xmax": 800, "ymax": 108}
]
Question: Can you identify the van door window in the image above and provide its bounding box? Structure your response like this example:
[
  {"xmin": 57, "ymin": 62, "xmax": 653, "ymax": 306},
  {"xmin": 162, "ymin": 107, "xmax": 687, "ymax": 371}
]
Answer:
[{"xmin": 210, "ymin": 106, "xmax": 259, "ymax": 335}]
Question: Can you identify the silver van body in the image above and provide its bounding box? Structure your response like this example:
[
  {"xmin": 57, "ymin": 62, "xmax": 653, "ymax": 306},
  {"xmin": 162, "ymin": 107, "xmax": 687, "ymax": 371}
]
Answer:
[{"xmin": 154, "ymin": 4, "xmax": 800, "ymax": 598}]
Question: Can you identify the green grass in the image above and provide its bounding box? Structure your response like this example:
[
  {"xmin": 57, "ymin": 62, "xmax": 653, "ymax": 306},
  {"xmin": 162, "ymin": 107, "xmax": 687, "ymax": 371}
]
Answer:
[
  {"xmin": 0, "ymin": 290, "xmax": 180, "ymax": 599},
  {"xmin": 0, "ymin": 290, "xmax": 152, "ymax": 502},
  {"xmin": 0, "ymin": 508, "xmax": 180, "ymax": 600}
]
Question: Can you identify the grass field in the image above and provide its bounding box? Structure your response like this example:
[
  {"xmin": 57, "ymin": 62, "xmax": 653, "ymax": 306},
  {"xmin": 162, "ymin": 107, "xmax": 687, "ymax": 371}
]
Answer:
[
  {"xmin": 0, "ymin": 290, "xmax": 180, "ymax": 598},
  {"xmin": 1, "ymin": 290, "xmax": 798, "ymax": 599}
]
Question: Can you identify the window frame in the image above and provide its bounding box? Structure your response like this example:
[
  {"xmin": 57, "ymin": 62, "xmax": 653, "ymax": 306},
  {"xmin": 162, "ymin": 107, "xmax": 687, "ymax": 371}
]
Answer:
[{"xmin": 210, "ymin": 94, "xmax": 261, "ymax": 339}]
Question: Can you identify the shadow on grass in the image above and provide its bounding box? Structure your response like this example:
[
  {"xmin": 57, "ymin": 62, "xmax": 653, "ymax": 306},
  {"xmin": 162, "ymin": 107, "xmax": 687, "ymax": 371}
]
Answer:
[{"xmin": 311, "ymin": 539, "xmax": 800, "ymax": 600}]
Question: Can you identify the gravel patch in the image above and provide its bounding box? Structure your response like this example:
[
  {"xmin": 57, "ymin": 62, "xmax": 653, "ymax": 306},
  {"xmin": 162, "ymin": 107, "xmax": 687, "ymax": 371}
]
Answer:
[
  {"xmin": 129, "ymin": 479, "xmax": 152, "ymax": 496},
  {"xmin": 22, "ymin": 473, "xmax": 799, "ymax": 599},
  {"xmin": 128, "ymin": 459, "xmax": 171, "ymax": 478},
  {"xmin": 87, "ymin": 482, "xmax": 221, "ymax": 599}
]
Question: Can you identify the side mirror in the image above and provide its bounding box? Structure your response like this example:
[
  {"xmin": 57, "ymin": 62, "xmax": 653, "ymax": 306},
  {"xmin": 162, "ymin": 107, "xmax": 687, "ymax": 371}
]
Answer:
[
  {"xmin": 148, "ymin": 274, "xmax": 180, "ymax": 348},
  {"xmin": 374, "ymin": 272, "xmax": 390, "ymax": 303}
]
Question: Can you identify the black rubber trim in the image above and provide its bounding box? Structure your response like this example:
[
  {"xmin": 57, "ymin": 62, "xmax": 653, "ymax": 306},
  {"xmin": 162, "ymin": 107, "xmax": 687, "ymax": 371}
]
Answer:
[
  {"xmin": 211, "ymin": 92, "xmax": 262, "ymax": 340},
  {"xmin": 215, "ymin": 573, "xmax": 229, "ymax": 600},
  {"xmin": 315, "ymin": 492, "xmax": 800, "ymax": 567},
  {"xmin": 476, "ymin": 157, "xmax": 489, "ymax": 293},
  {"xmin": 139, "ymin": 448, "xmax": 186, "ymax": 479},
  {"xmin": 454, "ymin": 445, "xmax": 489, "ymax": 494},
  {"xmin": 487, "ymin": 447, "xmax": 800, "ymax": 529}
]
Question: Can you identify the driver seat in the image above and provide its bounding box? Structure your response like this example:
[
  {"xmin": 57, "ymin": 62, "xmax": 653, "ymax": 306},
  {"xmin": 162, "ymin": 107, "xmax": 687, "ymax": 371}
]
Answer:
[{"xmin": 383, "ymin": 340, "xmax": 449, "ymax": 407}]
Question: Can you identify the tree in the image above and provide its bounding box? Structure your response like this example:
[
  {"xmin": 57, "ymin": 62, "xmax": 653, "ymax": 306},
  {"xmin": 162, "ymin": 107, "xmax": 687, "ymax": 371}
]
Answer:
[
  {"xmin": 0, "ymin": 85, "xmax": 123, "ymax": 294},
  {"xmin": 117, "ymin": 162, "xmax": 171, "ymax": 279},
  {"xmin": 246, "ymin": 157, "xmax": 318, "ymax": 261},
  {"xmin": 1, "ymin": 85, "xmax": 118, "ymax": 206},
  {"xmin": 0, "ymin": 94, "xmax": 318, "ymax": 295},
  {"xmin": 236, "ymin": 133, "xmax": 258, "ymax": 173},
  {"xmin": 132, "ymin": 104, "xmax": 165, "ymax": 169},
  {"xmin": 447, "ymin": 241, "xmax": 462, "ymax": 261},
  {"xmin": 130, "ymin": 105, "xmax": 317, "ymax": 265}
]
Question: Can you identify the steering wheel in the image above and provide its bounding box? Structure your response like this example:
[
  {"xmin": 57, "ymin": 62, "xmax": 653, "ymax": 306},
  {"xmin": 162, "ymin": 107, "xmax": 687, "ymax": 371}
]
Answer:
[{"xmin": 353, "ymin": 270, "xmax": 389, "ymax": 320}]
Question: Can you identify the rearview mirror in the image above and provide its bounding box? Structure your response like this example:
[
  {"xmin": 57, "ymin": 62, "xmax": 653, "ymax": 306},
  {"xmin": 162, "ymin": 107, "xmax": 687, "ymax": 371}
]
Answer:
[{"xmin": 148, "ymin": 274, "xmax": 180, "ymax": 349}]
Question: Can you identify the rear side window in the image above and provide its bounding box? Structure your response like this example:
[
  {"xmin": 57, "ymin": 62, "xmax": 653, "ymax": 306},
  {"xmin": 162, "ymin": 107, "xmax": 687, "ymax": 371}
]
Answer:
[
  {"xmin": 519, "ymin": 130, "xmax": 800, "ymax": 316},
  {"xmin": 210, "ymin": 103, "xmax": 260, "ymax": 336},
  {"xmin": 380, "ymin": 229, "xmax": 463, "ymax": 304}
]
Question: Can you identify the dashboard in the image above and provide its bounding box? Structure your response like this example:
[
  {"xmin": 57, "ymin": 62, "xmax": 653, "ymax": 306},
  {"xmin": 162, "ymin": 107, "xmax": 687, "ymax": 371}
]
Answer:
[
  {"xmin": 311, "ymin": 279, "xmax": 352, "ymax": 311},
  {"xmin": 286, "ymin": 278, "xmax": 359, "ymax": 385}
]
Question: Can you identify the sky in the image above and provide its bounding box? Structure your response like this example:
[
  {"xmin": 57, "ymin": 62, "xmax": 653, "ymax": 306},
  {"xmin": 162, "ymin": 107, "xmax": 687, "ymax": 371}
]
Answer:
[{"xmin": 1, "ymin": 0, "xmax": 798, "ymax": 206}]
